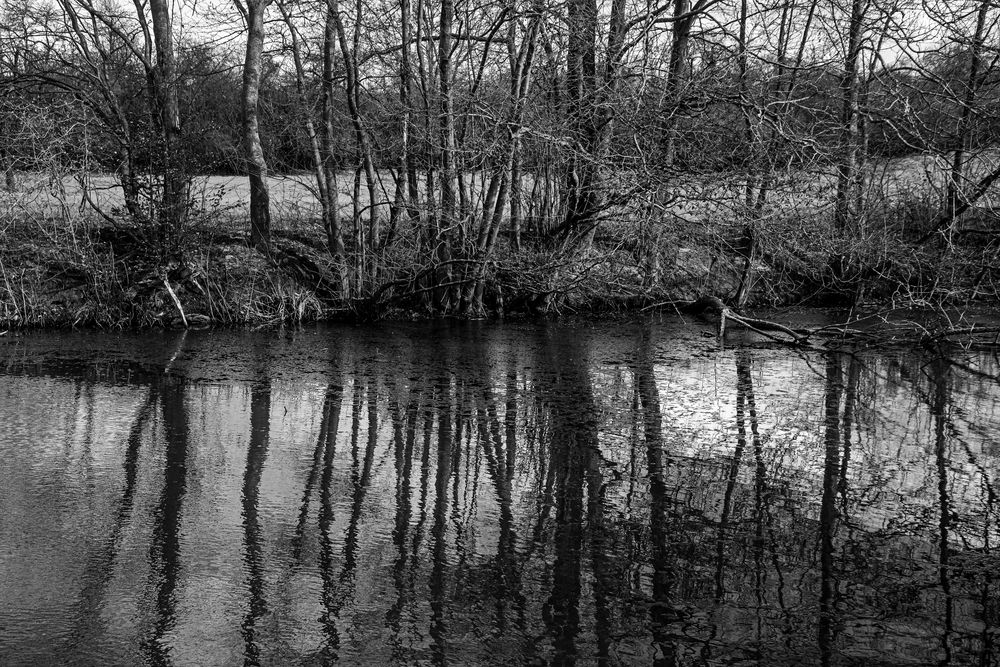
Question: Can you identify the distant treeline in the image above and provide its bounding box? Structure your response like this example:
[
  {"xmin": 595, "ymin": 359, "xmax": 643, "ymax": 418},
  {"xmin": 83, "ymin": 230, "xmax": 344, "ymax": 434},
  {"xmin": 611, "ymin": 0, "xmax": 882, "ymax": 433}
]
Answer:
[{"xmin": 2, "ymin": 35, "xmax": 996, "ymax": 176}]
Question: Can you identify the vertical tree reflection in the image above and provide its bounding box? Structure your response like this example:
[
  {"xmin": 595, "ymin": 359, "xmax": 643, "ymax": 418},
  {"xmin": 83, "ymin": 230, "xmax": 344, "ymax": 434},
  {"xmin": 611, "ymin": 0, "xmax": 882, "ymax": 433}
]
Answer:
[
  {"xmin": 241, "ymin": 379, "xmax": 271, "ymax": 666},
  {"xmin": 839, "ymin": 358, "xmax": 860, "ymax": 512},
  {"xmin": 977, "ymin": 462, "xmax": 995, "ymax": 665},
  {"xmin": 14, "ymin": 326, "xmax": 1000, "ymax": 664},
  {"xmin": 470, "ymin": 361, "xmax": 528, "ymax": 635},
  {"xmin": 635, "ymin": 330, "xmax": 677, "ymax": 666},
  {"xmin": 68, "ymin": 380, "xmax": 159, "ymax": 652},
  {"xmin": 143, "ymin": 374, "xmax": 189, "ymax": 665},
  {"xmin": 388, "ymin": 378, "xmax": 421, "ymax": 658},
  {"xmin": 930, "ymin": 357, "xmax": 953, "ymax": 665},
  {"xmin": 502, "ymin": 370, "xmax": 529, "ymax": 630},
  {"xmin": 818, "ymin": 354, "xmax": 842, "ymax": 667},
  {"xmin": 430, "ymin": 374, "xmax": 454, "ymax": 665},
  {"xmin": 716, "ymin": 352, "xmax": 751, "ymax": 602},
  {"xmin": 342, "ymin": 378, "xmax": 380, "ymax": 584},
  {"xmin": 411, "ymin": 391, "xmax": 435, "ymax": 562},
  {"xmin": 477, "ymin": 383, "xmax": 513, "ymax": 619},
  {"xmin": 539, "ymin": 333, "xmax": 598, "ymax": 666},
  {"xmin": 293, "ymin": 382, "xmax": 343, "ymax": 562},
  {"xmin": 317, "ymin": 381, "xmax": 345, "ymax": 661}
]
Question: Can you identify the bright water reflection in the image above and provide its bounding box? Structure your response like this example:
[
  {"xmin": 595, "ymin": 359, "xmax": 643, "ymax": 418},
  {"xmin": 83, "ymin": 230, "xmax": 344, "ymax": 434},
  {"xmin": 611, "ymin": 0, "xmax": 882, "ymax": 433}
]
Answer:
[{"xmin": 0, "ymin": 322, "xmax": 998, "ymax": 665}]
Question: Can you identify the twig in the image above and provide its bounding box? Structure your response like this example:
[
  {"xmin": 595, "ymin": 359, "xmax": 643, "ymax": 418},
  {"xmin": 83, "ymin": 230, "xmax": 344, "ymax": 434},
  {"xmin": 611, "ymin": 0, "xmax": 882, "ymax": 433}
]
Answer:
[{"xmin": 163, "ymin": 279, "xmax": 188, "ymax": 328}]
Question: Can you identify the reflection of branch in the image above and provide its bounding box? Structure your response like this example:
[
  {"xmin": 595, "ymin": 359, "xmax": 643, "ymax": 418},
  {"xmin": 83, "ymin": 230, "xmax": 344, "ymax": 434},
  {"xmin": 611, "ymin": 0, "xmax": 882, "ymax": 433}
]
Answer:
[
  {"xmin": 67, "ymin": 383, "xmax": 158, "ymax": 650},
  {"xmin": 945, "ymin": 357, "xmax": 1000, "ymax": 386},
  {"xmin": 163, "ymin": 330, "xmax": 187, "ymax": 373},
  {"xmin": 339, "ymin": 379, "xmax": 380, "ymax": 589},
  {"xmin": 895, "ymin": 354, "xmax": 997, "ymax": 509},
  {"xmin": 293, "ymin": 384, "xmax": 342, "ymax": 561}
]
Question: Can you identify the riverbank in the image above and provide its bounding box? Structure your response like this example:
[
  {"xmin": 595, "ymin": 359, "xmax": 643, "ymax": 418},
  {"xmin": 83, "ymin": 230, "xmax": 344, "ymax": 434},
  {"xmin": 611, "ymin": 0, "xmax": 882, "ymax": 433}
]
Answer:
[
  {"xmin": 1, "ymin": 214, "xmax": 997, "ymax": 330},
  {"xmin": 0, "ymin": 215, "xmax": 712, "ymax": 328}
]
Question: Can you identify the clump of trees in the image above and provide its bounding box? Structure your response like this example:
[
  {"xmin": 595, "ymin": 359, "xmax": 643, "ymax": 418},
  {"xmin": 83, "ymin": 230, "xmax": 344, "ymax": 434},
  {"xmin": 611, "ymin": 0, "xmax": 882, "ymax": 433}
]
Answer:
[{"xmin": 1, "ymin": 0, "xmax": 999, "ymax": 319}]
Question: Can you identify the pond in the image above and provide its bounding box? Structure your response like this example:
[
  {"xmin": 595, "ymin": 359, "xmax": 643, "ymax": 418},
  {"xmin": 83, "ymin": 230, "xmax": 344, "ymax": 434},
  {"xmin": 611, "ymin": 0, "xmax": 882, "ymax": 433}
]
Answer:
[{"xmin": 0, "ymin": 321, "xmax": 997, "ymax": 665}]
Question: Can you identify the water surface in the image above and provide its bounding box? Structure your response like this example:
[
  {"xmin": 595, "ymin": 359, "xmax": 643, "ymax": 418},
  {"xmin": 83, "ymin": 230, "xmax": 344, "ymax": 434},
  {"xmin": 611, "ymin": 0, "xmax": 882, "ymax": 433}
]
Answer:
[{"xmin": 1, "ymin": 322, "xmax": 997, "ymax": 665}]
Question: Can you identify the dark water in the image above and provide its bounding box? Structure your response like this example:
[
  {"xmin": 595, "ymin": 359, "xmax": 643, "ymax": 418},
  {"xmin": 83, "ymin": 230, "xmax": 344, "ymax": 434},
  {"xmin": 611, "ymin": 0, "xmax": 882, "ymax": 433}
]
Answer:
[{"xmin": 1, "ymin": 322, "xmax": 998, "ymax": 666}]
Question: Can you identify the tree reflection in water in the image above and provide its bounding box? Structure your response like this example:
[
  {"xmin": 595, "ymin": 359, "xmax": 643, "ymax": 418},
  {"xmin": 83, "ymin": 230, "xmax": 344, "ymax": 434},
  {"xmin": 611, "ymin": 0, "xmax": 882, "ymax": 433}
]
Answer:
[
  {"xmin": 241, "ymin": 374, "xmax": 270, "ymax": 665},
  {"xmin": 1, "ymin": 324, "xmax": 998, "ymax": 665},
  {"xmin": 143, "ymin": 374, "xmax": 189, "ymax": 665}
]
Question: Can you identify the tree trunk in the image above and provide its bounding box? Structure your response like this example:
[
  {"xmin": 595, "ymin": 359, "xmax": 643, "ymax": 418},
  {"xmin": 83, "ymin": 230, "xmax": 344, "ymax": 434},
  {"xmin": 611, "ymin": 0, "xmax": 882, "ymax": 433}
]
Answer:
[
  {"xmin": 438, "ymin": 0, "xmax": 457, "ymax": 226},
  {"xmin": 328, "ymin": 0, "xmax": 378, "ymax": 269},
  {"xmin": 561, "ymin": 0, "xmax": 599, "ymax": 239},
  {"xmin": 834, "ymin": 0, "xmax": 865, "ymax": 232},
  {"xmin": 945, "ymin": 0, "xmax": 990, "ymax": 236},
  {"xmin": 397, "ymin": 0, "xmax": 418, "ymax": 222},
  {"xmin": 117, "ymin": 146, "xmax": 143, "ymax": 220},
  {"xmin": 661, "ymin": 0, "xmax": 691, "ymax": 167},
  {"xmin": 734, "ymin": 0, "xmax": 756, "ymax": 309},
  {"xmin": 433, "ymin": 0, "xmax": 458, "ymax": 311},
  {"xmin": 242, "ymin": 0, "xmax": 272, "ymax": 250},
  {"xmin": 149, "ymin": 0, "xmax": 188, "ymax": 231},
  {"xmin": 2, "ymin": 157, "xmax": 14, "ymax": 191},
  {"xmin": 278, "ymin": 0, "xmax": 344, "ymax": 280},
  {"xmin": 322, "ymin": 11, "xmax": 346, "ymax": 287},
  {"xmin": 457, "ymin": 2, "xmax": 542, "ymax": 315}
]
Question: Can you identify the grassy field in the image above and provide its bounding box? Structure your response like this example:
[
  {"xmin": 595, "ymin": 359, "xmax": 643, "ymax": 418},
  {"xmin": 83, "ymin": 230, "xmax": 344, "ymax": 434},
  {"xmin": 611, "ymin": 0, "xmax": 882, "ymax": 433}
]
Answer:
[
  {"xmin": 5, "ymin": 151, "xmax": 997, "ymax": 235},
  {"xmin": 0, "ymin": 173, "xmax": 400, "ymax": 231}
]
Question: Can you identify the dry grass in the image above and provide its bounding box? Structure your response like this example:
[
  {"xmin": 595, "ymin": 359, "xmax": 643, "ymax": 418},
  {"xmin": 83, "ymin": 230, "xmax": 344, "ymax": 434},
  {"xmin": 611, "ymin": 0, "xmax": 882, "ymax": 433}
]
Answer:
[
  {"xmin": 3, "ymin": 150, "xmax": 998, "ymax": 228},
  {"xmin": 0, "ymin": 172, "xmax": 397, "ymax": 230}
]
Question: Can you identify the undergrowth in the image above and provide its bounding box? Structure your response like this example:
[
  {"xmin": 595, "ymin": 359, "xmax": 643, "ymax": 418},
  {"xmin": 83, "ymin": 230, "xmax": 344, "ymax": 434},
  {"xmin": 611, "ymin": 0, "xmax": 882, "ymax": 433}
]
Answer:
[{"xmin": 0, "ymin": 196, "xmax": 997, "ymax": 329}]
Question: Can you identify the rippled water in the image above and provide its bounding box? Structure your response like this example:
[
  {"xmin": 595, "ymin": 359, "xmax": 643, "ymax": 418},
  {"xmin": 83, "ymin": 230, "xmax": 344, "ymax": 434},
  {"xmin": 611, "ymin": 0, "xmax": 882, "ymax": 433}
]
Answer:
[{"xmin": 0, "ymin": 321, "xmax": 998, "ymax": 666}]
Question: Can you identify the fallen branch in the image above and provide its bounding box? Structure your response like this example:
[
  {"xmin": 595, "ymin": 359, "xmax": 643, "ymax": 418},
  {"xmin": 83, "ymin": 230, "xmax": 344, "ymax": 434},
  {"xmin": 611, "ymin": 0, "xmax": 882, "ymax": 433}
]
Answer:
[
  {"xmin": 723, "ymin": 310, "xmax": 810, "ymax": 344},
  {"xmin": 721, "ymin": 309, "xmax": 812, "ymax": 346}
]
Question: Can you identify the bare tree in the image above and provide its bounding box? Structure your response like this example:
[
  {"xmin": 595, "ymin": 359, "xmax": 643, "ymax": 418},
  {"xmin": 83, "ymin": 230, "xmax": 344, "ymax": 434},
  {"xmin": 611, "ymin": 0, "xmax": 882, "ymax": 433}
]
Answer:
[
  {"xmin": 236, "ymin": 0, "xmax": 273, "ymax": 249},
  {"xmin": 834, "ymin": 0, "xmax": 868, "ymax": 232},
  {"xmin": 149, "ymin": 0, "xmax": 188, "ymax": 229},
  {"xmin": 276, "ymin": 0, "xmax": 346, "ymax": 286}
]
